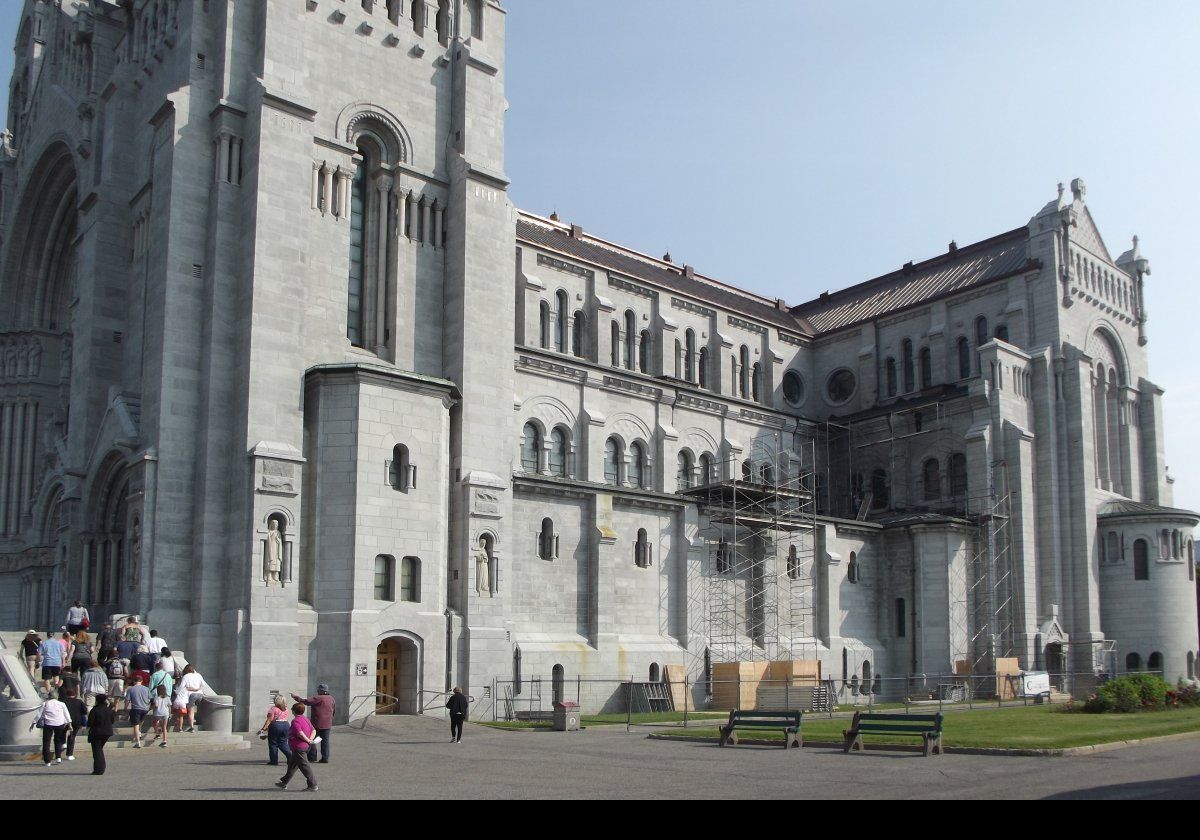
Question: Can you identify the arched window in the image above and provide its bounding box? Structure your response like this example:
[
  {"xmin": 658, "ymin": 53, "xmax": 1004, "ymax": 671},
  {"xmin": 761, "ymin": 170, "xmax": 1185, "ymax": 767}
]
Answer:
[
  {"xmin": 512, "ymin": 645, "xmax": 522, "ymax": 694},
  {"xmin": 1189, "ymin": 540, "xmax": 1195, "ymax": 581},
  {"xmin": 923, "ymin": 458, "xmax": 941, "ymax": 500},
  {"xmin": 949, "ymin": 453, "xmax": 968, "ymax": 496},
  {"xmin": 634, "ymin": 528, "xmax": 652, "ymax": 567},
  {"xmin": 649, "ymin": 663, "xmax": 661, "ymax": 683},
  {"xmin": 373, "ymin": 554, "xmax": 395, "ymax": 600},
  {"xmin": 555, "ymin": 290, "xmax": 568, "ymax": 352},
  {"xmin": 787, "ymin": 545, "xmax": 799, "ymax": 580},
  {"xmin": 715, "ymin": 539, "xmax": 731, "ymax": 574},
  {"xmin": 975, "ymin": 316, "xmax": 989, "ymax": 348},
  {"xmin": 1160, "ymin": 529, "xmax": 1170, "ymax": 560},
  {"xmin": 610, "ymin": 321, "xmax": 620, "ymax": 367},
  {"xmin": 699, "ymin": 453, "xmax": 714, "ymax": 485},
  {"xmin": 902, "ymin": 339, "xmax": 914, "ymax": 393},
  {"xmin": 957, "ymin": 337, "xmax": 971, "ymax": 379},
  {"xmin": 400, "ymin": 556, "xmax": 421, "ymax": 602},
  {"xmin": 751, "ymin": 362, "xmax": 762, "ymax": 403},
  {"xmin": 552, "ymin": 664, "xmax": 565, "ymax": 704},
  {"xmin": 389, "ymin": 444, "xmax": 415, "ymax": 491},
  {"xmin": 847, "ymin": 551, "xmax": 859, "ymax": 584},
  {"xmin": 676, "ymin": 451, "xmax": 694, "ymax": 491},
  {"xmin": 885, "ymin": 357, "xmax": 897, "ymax": 397},
  {"xmin": 685, "ymin": 329, "xmax": 696, "ymax": 382},
  {"xmin": 1173, "ymin": 529, "xmax": 1181, "ymax": 559},
  {"xmin": 572, "ymin": 310, "xmax": 585, "ymax": 357},
  {"xmin": 520, "ymin": 423, "xmax": 541, "ymax": 473},
  {"xmin": 674, "ymin": 338, "xmax": 683, "ymax": 378},
  {"xmin": 698, "ymin": 346, "xmax": 709, "ymax": 389},
  {"xmin": 435, "ymin": 0, "xmax": 451, "ymax": 45},
  {"xmin": 1188, "ymin": 652, "xmax": 1195, "ymax": 680},
  {"xmin": 539, "ymin": 301, "xmax": 551, "ymax": 349},
  {"xmin": 741, "ymin": 459, "xmax": 752, "ymax": 482},
  {"xmin": 603, "ymin": 438, "xmax": 622, "ymax": 485},
  {"xmin": 628, "ymin": 441, "xmax": 648, "ymax": 489},
  {"xmin": 639, "ymin": 330, "xmax": 652, "ymax": 374},
  {"xmin": 538, "ymin": 518, "xmax": 558, "ymax": 561},
  {"xmin": 995, "ymin": 324, "xmax": 1009, "ymax": 343},
  {"xmin": 1105, "ymin": 531, "xmax": 1119, "ymax": 564},
  {"xmin": 1134, "ymin": 539, "xmax": 1149, "ymax": 580},
  {"xmin": 1126, "ymin": 652, "xmax": 1142, "ymax": 671},
  {"xmin": 862, "ymin": 660, "xmax": 872, "ymax": 688},
  {"xmin": 841, "ymin": 647, "xmax": 848, "ymax": 682},
  {"xmin": 896, "ymin": 598, "xmax": 906, "ymax": 637},
  {"xmin": 1148, "ymin": 652, "xmax": 1163, "ymax": 673},
  {"xmin": 548, "ymin": 427, "xmax": 568, "ymax": 477},
  {"xmin": 345, "ymin": 135, "xmax": 393, "ymax": 349},
  {"xmin": 760, "ymin": 464, "xmax": 773, "ymax": 485},
  {"xmin": 624, "ymin": 311, "xmax": 636, "ymax": 370},
  {"xmin": 870, "ymin": 468, "xmax": 889, "ymax": 509},
  {"xmin": 739, "ymin": 346, "xmax": 750, "ymax": 398},
  {"xmin": 919, "ymin": 347, "xmax": 932, "ymax": 389}
]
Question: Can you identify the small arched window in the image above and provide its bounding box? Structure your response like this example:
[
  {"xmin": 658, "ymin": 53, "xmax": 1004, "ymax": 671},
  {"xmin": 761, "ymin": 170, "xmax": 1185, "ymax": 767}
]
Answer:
[
  {"xmin": 975, "ymin": 316, "xmax": 989, "ymax": 348},
  {"xmin": 555, "ymin": 290, "xmax": 569, "ymax": 352},
  {"xmin": 520, "ymin": 423, "xmax": 541, "ymax": 473},
  {"xmin": 676, "ymin": 451, "xmax": 694, "ymax": 491},
  {"xmin": 685, "ymin": 329, "xmax": 696, "ymax": 382},
  {"xmin": 552, "ymin": 664, "xmax": 565, "ymax": 704},
  {"xmin": 639, "ymin": 330, "xmax": 652, "ymax": 374},
  {"xmin": 957, "ymin": 337, "xmax": 971, "ymax": 379},
  {"xmin": 539, "ymin": 301, "xmax": 551, "ymax": 349},
  {"xmin": 538, "ymin": 518, "xmax": 558, "ymax": 561},
  {"xmin": 548, "ymin": 427, "xmax": 568, "ymax": 477},
  {"xmin": 610, "ymin": 321, "xmax": 621, "ymax": 367},
  {"xmin": 373, "ymin": 555, "xmax": 395, "ymax": 600},
  {"xmin": 919, "ymin": 347, "xmax": 932, "ymax": 389},
  {"xmin": 699, "ymin": 453, "xmax": 714, "ymax": 485},
  {"xmin": 400, "ymin": 556, "xmax": 421, "ymax": 602},
  {"xmin": 634, "ymin": 528, "xmax": 652, "ymax": 568},
  {"xmin": 787, "ymin": 545, "xmax": 799, "ymax": 580},
  {"xmin": 847, "ymin": 551, "xmax": 859, "ymax": 584},
  {"xmin": 1126, "ymin": 652, "xmax": 1142, "ymax": 671},
  {"xmin": 698, "ymin": 346, "xmax": 709, "ymax": 389},
  {"xmin": 902, "ymin": 339, "xmax": 914, "ymax": 393},
  {"xmin": 1148, "ymin": 652, "xmax": 1163, "ymax": 673},
  {"xmin": 871, "ymin": 468, "xmax": 889, "ymax": 509},
  {"xmin": 741, "ymin": 459, "xmax": 753, "ymax": 482},
  {"xmin": 862, "ymin": 660, "xmax": 872, "ymax": 688},
  {"xmin": 923, "ymin": 458, "xmax": 941, "ymax": 500},
  {"xmin": 995, "ymin": 324, "xmax": 1009, "ymax": 343},
  {"xmin": 628, "ymin": 441, "xmax": 648, "ymax": 489},
  {"xmin": 885, "ymin": 357, "xmax": 897, "ymax": 397},
  {"xmin": 649, "ymin": 663, "xmax": 661, "ymax": 683},
  {"xmin": 1134, "ymin": 539, "xmax": 1149, "ymax": 581},
  {"xmin": 949, "ymin": 453, "xmax": 968, "ymax": 496},
  {"xmin": 572, "ymin": 310, "xmax": 585, "ymax": 358},
  {"xmin": 390, "ymin": 444, "xmax": 415, "ymax": 491},
  {"xmin": 624, "ymin": 311, "xmax": 636, "ymax": 370},
  {"xmin": 603, "ymin": 438, "xmax": 622, "ymax": 485}
]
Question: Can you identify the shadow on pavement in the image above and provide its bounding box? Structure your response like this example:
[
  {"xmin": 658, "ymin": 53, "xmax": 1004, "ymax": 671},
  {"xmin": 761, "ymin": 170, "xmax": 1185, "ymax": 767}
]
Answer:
[{"xmin": 1043, "ymin": 774, "xmax": 1200, "ymax": 800}]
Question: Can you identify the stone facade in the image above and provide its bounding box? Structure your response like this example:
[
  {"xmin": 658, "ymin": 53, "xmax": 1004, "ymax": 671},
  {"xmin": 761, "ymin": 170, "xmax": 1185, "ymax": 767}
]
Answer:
[{"xmin": 0, "ymin": 1, "xmax": 1196, "ymax": 725}]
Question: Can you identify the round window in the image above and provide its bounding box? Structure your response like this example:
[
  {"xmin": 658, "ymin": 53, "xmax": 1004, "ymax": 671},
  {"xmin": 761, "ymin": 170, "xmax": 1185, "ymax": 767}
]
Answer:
[
  {"xmin": 782, "ymin": 370, "xmax": 805, "ymax": 406},
  {"xmin": 826, "ymin": 368, "xmax": 857, "ymax": 404}
]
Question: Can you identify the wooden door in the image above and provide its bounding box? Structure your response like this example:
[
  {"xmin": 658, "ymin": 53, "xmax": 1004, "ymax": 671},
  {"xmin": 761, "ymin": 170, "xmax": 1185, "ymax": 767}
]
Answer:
[{"xmin": 376, "ymin": 639, "xmax": 401, "ymax": 713}]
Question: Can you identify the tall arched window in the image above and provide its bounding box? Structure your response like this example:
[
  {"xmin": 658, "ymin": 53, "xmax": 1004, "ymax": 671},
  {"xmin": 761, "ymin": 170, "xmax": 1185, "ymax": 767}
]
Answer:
[
  {"xmin": 639, "ymin": 330, "xmax": 652, "ymax": 374},
  {"xmin": 871, "ymin": 468, "xmax": 889, "ymax": 509},
  {"xmin": 539, "ymin": 518, "xmax": 557, "ymax": 560},
  {"xmin": 548, "ymin": 427, "xmax": 568, "ymax": 477},
  {"xmin": 390, "ymin": 444, "xmax": 414, "ymax": 491},
  {"xmin": 739, "ymin": 346, "xmax": 750, "ymax": 398},
  {"xmin": 885, "ymin": 357, "xmax": 897, "ymax": 397},
  {"xmin": 975, "ymin": 316, "xmax": 989, "ymax": 348},
  {"xmin": 400, "ymin": 556, "xmax": 421, "ymax": 602},
  {"xmin": 923, "ymin": 458, "xmax": 940, "ymax": 500},
  {"xmin": 1134, "ymin": 539, "xmax": 1149, "ymax": 581},
  {"xmin": 628, "ymin": 441, "xmax": 647, "ymax": 489},
  {"xmin": 698, "ymin": 347, "xmax": 709, "ymax": 389},
  {"xmin": 676, "ymin": 451, "xmax": 694, "ymax": 491},
  {"xmin": 539, "ymin": 301, "xmax": 551, "ymax": 349},
  {"xmin": 674, "ymin": 338, "xmax": 682, "ymax": 378},
  {"xmin": 603, "ymin": 438, "xmax": 622, "ymax": 485},
  {"xmin": 634, "ymin": 528, "xmax": 651, "ymax": 567},
  {"xmin": 699, "ymin": 453, "xmax": 714, "ymax": 485},
  {"xmin": 787, "ymin": 545, "xmax": 799, "ymax": 580},
  {"xmin": 624, "ymin": 311, "xmax": 636, "ymax": 370},
  {"xmin": 751, "ymin": 362, "xmax": 762, "ymax": 403},
  {"xmin": 919, "ymin": 347, "xmax": 932, "ymax": 389},
  {"xmin": 520, "ymin": 423, "xmax": 541, "ymax": 473},
  {"xmin": 847, "ymin": 551, "xmax": 859, "ymax": 584},
  {"xmin": 572, "ymin": 310, "xmax": 585, "ymax": 357},
  {"xmin": 957, "ymin": 337, "xmax": 971, "ymax": 379},
  {"xmin": 512, "ymin": 645, "xmax": 522, "ymax": 694},
  {"xmin": 949, "ymin": 453, "xmax": 968, "ymax": 496},
  {"xmin": 741, "ymin": 460, "xmax": 753, "ymax": 482},
  {"xmin": 552, "ymin": 664, "xmax": 565, "ymax": 704},
  {"xmin": 902, "ymin": 339, "xmax": 914, "ymax": 392},
  {"xmin": 346, "ymin": 146, "xmax": 370, "ymax": 347},
  {"xmin": 685, "ymin": 329, "xmax": 696, "ymax": 382},
  {"xmin": 554, "ymin": 290, "xmax": 569, "ymax": 352},
  {"xmin": 610, "ymin": 321, "xmax": 620, "ymax": 367}
]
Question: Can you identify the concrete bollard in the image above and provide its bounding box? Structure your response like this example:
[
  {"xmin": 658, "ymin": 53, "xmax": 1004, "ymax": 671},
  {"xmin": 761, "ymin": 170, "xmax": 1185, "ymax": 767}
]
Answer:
[{"xmin": 200, "ymin": 694, "xmax": 235, "ymax": 734}]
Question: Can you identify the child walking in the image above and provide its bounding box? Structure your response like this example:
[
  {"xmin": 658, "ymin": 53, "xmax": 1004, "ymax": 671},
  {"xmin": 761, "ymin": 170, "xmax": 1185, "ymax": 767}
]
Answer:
[{"xmin": 151, "ymin": 684, "xmax": 171, "ymax": 747}]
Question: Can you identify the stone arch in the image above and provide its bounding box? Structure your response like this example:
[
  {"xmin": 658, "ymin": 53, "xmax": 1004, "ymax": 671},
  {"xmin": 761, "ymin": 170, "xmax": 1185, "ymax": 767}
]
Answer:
[
  {"xmin": 375, "ymin": 630, "xmax": 424, "ymax": 714},
  {"xmin": 337, "ymin": 102, "xmax": 412, "ymax": 166},
  {"xmin": 678, "ymin": 426, "xmax": 720, "ymax": 460},
  {"xmin": 1085, "ymin": 323, "xmax": 1129, "ymax": 386},
  {"xmin": 518, "ymin": 394, "xmax": 577, "ymax": 434},
  {"xmin": 33, "ymin": 479, "xmax": 68, "ymax": 546},
  {"xmin": 606, "ymin": 411, "xmax": 653, "ymax": 448}
]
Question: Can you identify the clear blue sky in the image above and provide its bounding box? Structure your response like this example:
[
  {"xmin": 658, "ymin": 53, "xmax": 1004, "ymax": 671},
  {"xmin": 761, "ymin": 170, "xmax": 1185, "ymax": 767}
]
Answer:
[{"xmin": 2, "ymin": 1, "xmax": 1198, "ymax": 512}]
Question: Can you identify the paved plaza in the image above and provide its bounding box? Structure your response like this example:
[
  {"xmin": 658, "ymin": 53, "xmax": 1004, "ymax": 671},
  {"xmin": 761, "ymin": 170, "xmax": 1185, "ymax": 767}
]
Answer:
[{"xmin": 1, "ymin": 716, "xmax": 1197, "ymax": 799}]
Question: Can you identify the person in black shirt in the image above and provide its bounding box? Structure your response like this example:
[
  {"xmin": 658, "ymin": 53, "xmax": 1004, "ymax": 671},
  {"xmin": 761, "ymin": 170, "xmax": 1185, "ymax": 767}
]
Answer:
[
  {"xmin": 445, "ymin": 686, "xmax": 469, "ymax": 743},
  {"xmin": 62, "ymin": 689, "xmax": 87, "ymax": 761},
  {"xmin": 20, "ymin": 631, "xmax": 40, "ymax": 679},
  {"xmin": 87, "ymin": 694, "xmax": 116, "ymax": 775},
  {"xmin": 130, "ymin": 645, "xmax": 156, "ymax": 674}
]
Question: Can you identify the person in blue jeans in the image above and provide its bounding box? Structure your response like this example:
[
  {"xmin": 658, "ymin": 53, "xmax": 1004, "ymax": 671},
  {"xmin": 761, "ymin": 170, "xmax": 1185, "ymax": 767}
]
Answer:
[{"xmin": 257, "ymin": 694, "xmax": 292, "ymax": 766}]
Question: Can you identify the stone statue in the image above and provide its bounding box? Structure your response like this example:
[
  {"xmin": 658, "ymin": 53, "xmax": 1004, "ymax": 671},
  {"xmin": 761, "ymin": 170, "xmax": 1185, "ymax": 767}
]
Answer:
[
  {"xmin": 28, "ymin": 340, "xmax": 41, "ymax": 377},
  {"xmin": 128, "ymin": 520, "xmax": 141, "ymax": 590},
  {"xmin": 474, "ymin": 537, "xmax": 491, "ymax": 597},
  {"xmin": 265, "ymin": 519, "xmax": 283, "ymax": 584}
]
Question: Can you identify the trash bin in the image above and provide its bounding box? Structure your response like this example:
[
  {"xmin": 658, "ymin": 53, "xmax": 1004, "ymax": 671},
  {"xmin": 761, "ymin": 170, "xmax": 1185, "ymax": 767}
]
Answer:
[
  {"xmin": 198, "ymin": 694, "xmax": 235, "ymax": 735},
  {"xmin": 553, "ymin": 701, "xmax": 580, "ymax": 731}
]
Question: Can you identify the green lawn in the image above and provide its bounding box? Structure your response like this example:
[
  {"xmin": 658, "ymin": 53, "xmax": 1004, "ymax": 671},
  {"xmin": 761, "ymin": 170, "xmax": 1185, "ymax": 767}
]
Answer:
[{"xmin": 653, "ymin": 705, "xmax": 1200, "ymax": 750}]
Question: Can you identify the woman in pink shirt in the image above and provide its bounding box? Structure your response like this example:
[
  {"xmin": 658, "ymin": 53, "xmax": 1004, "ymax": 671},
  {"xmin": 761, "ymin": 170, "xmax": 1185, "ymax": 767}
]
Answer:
[
  {"xmin": 275, "ymin": 702, "xmax": 318, "ymax": 791},
  {"xmin": 256, "ymin": 695, "xmax": 292, "ymax": 766}
]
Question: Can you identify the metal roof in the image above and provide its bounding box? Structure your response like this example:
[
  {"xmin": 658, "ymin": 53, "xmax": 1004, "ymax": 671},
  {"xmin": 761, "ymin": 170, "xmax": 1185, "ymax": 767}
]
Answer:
[
  {"xmin": 791, "ymin": 227, "xmax": 1039, "ymax": 335},
  {"xmin": 1097, "ymin": 499, "xmax": 1199, "ymax": 521}
]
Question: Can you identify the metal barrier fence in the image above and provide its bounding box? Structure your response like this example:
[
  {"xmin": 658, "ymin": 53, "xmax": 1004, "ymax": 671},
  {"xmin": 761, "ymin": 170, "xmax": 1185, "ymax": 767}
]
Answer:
[{"xmin": 485, "ymin": 671, "xmax": 1163, "ymax": 731}]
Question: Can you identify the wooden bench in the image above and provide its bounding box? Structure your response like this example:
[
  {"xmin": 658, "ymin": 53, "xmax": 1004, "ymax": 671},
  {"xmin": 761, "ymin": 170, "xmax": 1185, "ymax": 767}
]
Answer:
[
  {"xmin": 842, "ymin": 712, "xmax": 943, "ymax": 756},
  {"xmin": 718, "ymin": 709, "xmax": 802, "ymax": 749}
]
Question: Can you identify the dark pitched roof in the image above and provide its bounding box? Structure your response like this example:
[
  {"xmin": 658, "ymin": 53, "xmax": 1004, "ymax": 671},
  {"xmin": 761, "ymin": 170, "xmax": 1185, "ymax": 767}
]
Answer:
[
  {"xmin": 791, "ymin": 227, "xmax": 1039, "ymax": 335},
  {"xmin": 1097, "ymin": 499, "xmax": 1199, "ymax": 521},
  {"xmin": 516, "ymin": 215, "xmax": 809, "ymax": 335}
]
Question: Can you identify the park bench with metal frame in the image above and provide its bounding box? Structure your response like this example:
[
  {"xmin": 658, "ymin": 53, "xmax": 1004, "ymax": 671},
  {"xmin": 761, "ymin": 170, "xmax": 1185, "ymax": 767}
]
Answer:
[
  {"xmin": 718, "ymin": 709, "xmax": 802, "ymax": 749},
  {"xmin": 842, "ymin": 711, "xmax": 944, "ymax": 756}
]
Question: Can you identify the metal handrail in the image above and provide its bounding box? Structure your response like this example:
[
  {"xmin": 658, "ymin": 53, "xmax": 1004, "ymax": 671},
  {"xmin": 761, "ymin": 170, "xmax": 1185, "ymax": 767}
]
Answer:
[{"xmin": 347, "ymin": 691, "xmax": 402, "ymax": 728}]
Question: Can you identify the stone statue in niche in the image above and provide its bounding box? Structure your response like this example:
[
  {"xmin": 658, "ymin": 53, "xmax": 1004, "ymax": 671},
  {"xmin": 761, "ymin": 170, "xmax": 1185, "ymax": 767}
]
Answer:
[
  {"xmin": 128, "ymin": 519, "xmax": 141, "ymax": 590},
  {"xmin": 473, "ymin": 537, "xmax": 491, "ymax": 597},
  {"xmin": 29, "ymin": 340, "xmax": 41, "ymax": 377},
  {"xmin": 265, "ymin": 519, "xmax": 283, "ymax": 584}
]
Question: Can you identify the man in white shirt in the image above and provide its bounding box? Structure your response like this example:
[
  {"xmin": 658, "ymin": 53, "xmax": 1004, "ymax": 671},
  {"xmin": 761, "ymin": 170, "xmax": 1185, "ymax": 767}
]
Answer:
[{"xmin": 146, "ymin": 630, "xmax": 167, "ymax": 657}]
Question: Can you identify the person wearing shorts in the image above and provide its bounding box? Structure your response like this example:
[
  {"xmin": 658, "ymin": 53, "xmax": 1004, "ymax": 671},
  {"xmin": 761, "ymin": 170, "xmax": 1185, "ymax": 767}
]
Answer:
[
  {"xmin": 125, "ymin": 675, "xmax": 151, "ymax": 748},
  {"xmin": 151, "ymin": 684, "xmax": 171, "ymax": 747},
  {"xmin": 38, "ymin": 635, "xmax": 63, "ymax": 694},
  {"xmin": 21, "ymin": 631, "xmax": 41, "ymax": 678},
  {"xmin": 106, "ymin": 657, "xmax": 127, "ymax": 706}
]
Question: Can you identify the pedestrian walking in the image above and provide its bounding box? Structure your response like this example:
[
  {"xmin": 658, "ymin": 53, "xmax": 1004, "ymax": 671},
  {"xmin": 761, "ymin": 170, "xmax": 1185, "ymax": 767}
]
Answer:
[
  {"xmin": 125, "ymin": 675, "xmax": 151, "ymax": 748},
  {"xmin": 31, "ymin": 693, "xmax": 71, "ymax": 766},
  {"xmin": 151, "ymin": 684, "xmax": 171, "ymax": 748},
  {"xmin": 105, "ymin": 656, "xmax": 127, "ymax": 708},
  {"xmin": 146, "ymin": 629, "xmax": 167, "ymax": 657},
  {"xmin": 292, "ymin": 684, "xmax": 335, "ymax": 763},
  {"xmin": 174, "ymin": 665, "xmax": 205, "ymax": 732},
  {"xmin": 148, "ymin": 660, "xmax": 173, "ymax": 702},
  {"xmin": 87, "ymin": 694, "xmax": 116, "ymax": 775},
  {"xmin": 21, "ymin": 630, "xmax": 41, "ymax": 678},
  {"xmin": 446, "ymin": 686, "xmax": 469, "ymax": 743},
  {"xmin": 257, "ymin": 694, "xmax": 292, "ymax": 766},
  {"xmin": 58, "ymin": 667, "xmax": 80, "ymax": 703},
  {"xmin": 275, "ymin": 702, "xmax": 319, "ymax": 791},
  {"xmin": 37, "ymin": 633, "xmax": 63, "ymax": 695},
  {"xmin": 120, "ymin": 616, "xmax": 144, "ymax": 645},
  {"xmin": 81, "ymin": 660, "xmax": 108, "ymax": 712},
  {"xmin": 97, "ymin": 622, "xmax": 119, "ymax": 662},
  {"xmin": 64, "ymin": 601, "xmax": 90, "ymax": 635},
  {"xmin": 62, "ymin": 689, "xmax": 86, "ymax": 761}
]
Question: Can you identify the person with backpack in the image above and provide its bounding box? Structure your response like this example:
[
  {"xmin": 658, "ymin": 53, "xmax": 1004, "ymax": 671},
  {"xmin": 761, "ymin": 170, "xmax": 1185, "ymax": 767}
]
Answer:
[{"xmin": 105, "ymin": 656, "xmax": 127, "ymax": 709}]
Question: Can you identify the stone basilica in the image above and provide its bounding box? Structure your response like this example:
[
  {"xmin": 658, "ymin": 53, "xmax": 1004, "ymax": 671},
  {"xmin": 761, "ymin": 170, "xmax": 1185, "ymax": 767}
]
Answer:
[{"xmin": 0, "ymin": 1, "xmax": 1196, "ymax": 725}]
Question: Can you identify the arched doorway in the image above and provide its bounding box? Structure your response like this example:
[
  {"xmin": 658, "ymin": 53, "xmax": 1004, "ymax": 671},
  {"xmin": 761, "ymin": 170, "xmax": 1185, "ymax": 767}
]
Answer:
[
  {"xmin": 376, "ymin": 634, "xmax": 421, "ymax": 714},
  {"xmin": 1044, "ymin": 643, "xmax": 1066, "ymax": 691}
]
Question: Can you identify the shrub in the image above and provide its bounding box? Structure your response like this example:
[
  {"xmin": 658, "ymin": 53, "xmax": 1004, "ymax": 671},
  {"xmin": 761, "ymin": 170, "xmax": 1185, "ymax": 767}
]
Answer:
[{"xmin": 1083, "ymin": 673, "xmax": 1172, "ymax": 713}]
